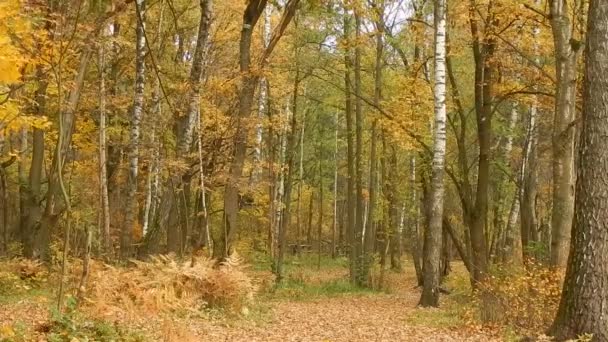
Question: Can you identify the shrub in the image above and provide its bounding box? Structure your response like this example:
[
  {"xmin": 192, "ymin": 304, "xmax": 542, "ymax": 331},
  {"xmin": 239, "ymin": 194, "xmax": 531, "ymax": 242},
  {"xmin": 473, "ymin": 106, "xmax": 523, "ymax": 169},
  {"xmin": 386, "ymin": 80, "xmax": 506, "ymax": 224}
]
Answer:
[
  {"xmin": 469, "ymin": 262, "xmax": 563, "ymax": 335},
  {"xmin": 0, "ymin": 258, "xmax": 48, "ymax": 301},
  {"xmin": 83, "ymin": 253, "xmax": 255, "ymax": 316}
]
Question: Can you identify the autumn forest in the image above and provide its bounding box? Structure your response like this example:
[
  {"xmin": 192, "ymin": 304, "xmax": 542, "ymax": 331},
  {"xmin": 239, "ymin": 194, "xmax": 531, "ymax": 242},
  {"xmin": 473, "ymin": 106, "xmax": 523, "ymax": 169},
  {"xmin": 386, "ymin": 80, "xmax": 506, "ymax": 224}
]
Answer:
[{"xmin": 1, "ymin": 0, "xmax": 608, "ymax": 341}]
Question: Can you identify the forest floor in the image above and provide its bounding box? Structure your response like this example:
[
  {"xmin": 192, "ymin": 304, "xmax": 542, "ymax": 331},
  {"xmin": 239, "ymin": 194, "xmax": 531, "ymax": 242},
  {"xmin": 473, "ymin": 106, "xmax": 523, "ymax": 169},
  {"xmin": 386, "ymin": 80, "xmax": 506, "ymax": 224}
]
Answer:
[{"xmin": 0, "ymin": 255, "xmax": 506, "ymax": 341}]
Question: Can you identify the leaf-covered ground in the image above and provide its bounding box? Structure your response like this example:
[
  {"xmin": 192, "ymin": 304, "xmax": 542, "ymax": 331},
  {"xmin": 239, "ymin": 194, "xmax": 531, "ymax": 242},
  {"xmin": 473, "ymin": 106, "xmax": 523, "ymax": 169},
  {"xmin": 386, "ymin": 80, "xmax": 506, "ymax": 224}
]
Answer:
[
  {"xmin": 185, "ymin": 265, "xmax": 499, "ymax": 341},
  {"xmin": 0, "ymin": 259, "xmax": 502, "ymax": 341}
]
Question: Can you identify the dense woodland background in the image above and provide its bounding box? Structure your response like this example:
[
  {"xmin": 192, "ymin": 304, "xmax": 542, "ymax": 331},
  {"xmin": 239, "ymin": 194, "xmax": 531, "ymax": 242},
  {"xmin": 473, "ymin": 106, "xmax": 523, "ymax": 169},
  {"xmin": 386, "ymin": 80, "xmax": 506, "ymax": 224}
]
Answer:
[{"xmin": 1, "ymin": 0, "xmax": 607, "ymax": 340}]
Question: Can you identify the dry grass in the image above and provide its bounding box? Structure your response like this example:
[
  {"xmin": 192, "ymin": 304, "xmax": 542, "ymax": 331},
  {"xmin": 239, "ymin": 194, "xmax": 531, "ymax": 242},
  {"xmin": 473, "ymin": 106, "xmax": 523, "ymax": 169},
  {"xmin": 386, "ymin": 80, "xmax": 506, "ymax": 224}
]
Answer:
[{"xmin": 80, "ymin": 253, "xmax": 256, "ymax": 318}]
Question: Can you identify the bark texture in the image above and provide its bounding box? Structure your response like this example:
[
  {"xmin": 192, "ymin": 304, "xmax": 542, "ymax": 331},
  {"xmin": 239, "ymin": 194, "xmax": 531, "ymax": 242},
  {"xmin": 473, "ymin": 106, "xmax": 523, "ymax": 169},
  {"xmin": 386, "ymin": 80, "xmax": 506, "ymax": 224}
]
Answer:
[
  {"xmin": 420, "ymin": 0, "xmax": 447, "ymax": 307},
  {"xmin": 550, "ymin": 1, "xmax": 608, "ymax": 338},
  {"xmin": 549, "ymin": 0, "xmax": 580, "ymax": 268}
]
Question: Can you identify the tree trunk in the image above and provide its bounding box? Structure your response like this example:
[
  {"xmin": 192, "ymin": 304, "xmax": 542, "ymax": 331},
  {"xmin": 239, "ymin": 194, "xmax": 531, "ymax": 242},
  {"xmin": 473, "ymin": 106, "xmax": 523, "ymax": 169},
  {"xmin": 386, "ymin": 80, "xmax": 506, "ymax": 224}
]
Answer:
[
  {"xmin": 343, "ymin": 11, "xmax": 357, "ymax": 284},
  {"xmin": 296, "ymin": 116, "xmax": 305, "ymax": 243},
  {"xmin": 307, "ymin": 191, "xmax": 313, "ymax": 245},
  {"xmin": 123, "ymin": 0, "xmax": 146, "ymax": 258},
  {"xmin": 419, "ymin": 0, "xmax": 447, "ymax": 307},
  {"xmin": 409, "ymin": 156, "xmax": 423, "ymax": 286},
  {"xmin": 21, "ymin": 67, "xmax": 47, "ymax": 258},
  {"xmin": 98, "ymin": 45, "xmax": 111, "ymax": 254},
  {"xmin": 468, "ymin": 0, "xmax": 494, "ymax": 285},
  {"xmin": 332, "ymin": 111, "xmax": 338, "ymax": 259},
  {"xmin": 520, "ymin": 100, "xmax": 539, "ymax": 261},
  {"xmin": 492, "ymin": 103, "xmax": 518, "ymax": 261},
  {"xmin": 549, "ymin": 3, "xmax": 608, "ymax": 337},
  {"xmin": 216, "ymin": 0, "xmax": 297, "ymax": 259},
  {"xmin": 275, "ymin": 63, "xmax": 300, "ymax": 283},
  {"xmin": 167, "ymin": 0, "xmax": 213, "ymax": 254},
  {"xmin": 549, "ymin": 0, "xmax": 580, "ymax": 268},
  {"xmin": 252, "ymin": 5, "xmax": 271, "ymax": 184},
  {"xmin": 353, "ymin": 9, "xmax": 368, "ymax": 287},
  {"xmin": 317, "ymin": 142, "xmax": 324, "ymax": 270}
]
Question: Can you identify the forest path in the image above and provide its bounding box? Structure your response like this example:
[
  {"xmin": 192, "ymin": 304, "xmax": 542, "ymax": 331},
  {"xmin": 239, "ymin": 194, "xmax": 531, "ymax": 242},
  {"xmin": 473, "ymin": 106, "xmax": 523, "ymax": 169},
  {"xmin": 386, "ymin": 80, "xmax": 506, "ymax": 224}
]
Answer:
[{"xmin": 188, "ymin": 263, "xmax": 500, "ymax": 342}]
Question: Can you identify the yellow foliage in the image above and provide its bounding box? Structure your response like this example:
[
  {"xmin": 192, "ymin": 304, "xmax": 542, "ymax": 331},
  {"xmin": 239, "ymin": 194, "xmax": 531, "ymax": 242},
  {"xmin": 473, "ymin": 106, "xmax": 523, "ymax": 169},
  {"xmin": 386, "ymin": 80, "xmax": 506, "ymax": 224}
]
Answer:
[
  {"xmin": 466, "ymin": 263, "xmax": 564, "ymax": 334},
  {"xmin": 0, "ymin": 0, "xmax": 29, "ymax": 84}
]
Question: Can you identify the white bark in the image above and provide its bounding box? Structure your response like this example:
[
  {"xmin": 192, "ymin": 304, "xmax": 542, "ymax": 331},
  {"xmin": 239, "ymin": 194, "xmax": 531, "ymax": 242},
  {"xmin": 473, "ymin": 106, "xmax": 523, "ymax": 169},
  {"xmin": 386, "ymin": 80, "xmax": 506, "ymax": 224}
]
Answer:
[
  {"xmin": 123, "ymin": 0, "xmax": 146, "ymax": 257},
  {"xmin": 143, "ymin": 0, "xmax": 164, "ymax": 237},
  {"xmin": 420, "ymin": 0, "xmax": 447, "ymax": 306},
  {"xmin": 197, "ymin": 109, "xmax": 211, "ymax": 248},
  {"xmin": 252, "ymin": 6, "xmax": 272, "ymax": 183}
]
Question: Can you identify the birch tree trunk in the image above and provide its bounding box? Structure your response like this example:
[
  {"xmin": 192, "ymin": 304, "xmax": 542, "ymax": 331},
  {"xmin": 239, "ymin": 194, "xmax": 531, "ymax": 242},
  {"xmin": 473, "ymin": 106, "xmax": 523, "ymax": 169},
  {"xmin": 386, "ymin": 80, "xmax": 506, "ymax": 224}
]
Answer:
[
  {"xmin": 520, "ymin": 90, "xmax": 539, "ymax": 261},
  {"xmin": 123, "ymin": 0, "xmax": 146, "ymax": 258},
  {"xmin": 252, "ymin": 5, "xmax": 271, "ymax": 184},
  {"xmin": 419, "ymin": 0, "xmax": 447, "ymax": 307}
]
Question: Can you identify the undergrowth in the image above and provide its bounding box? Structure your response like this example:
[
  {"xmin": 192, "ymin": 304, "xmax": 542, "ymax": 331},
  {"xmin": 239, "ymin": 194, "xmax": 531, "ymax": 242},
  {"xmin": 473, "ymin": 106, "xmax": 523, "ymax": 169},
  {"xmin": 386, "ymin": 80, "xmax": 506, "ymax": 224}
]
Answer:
[
  {"xmin": 0, "ymin": 258, "xmax": 49, "ymax": 304},
  {"xmin": 80, "ymin": 253, "xmax": 255, "ymax": 316},
  {"xmin": 44, "ymin": 297, "xmax": 147, "ymax": 342}
]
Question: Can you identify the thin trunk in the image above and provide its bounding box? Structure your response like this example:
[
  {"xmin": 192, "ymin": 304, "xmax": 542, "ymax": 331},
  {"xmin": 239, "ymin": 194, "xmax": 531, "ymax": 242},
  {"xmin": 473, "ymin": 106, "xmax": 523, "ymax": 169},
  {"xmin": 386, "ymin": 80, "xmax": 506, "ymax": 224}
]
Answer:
[
  {"xmin": 503, "ymin": 191, "xmax": 522, "ymax": 263},
  {"xmin": 409, "ymin": 156, "xmax": 423, "ymax": 286},
  {"xmin": 98, "ymin": 45, "xmax": 111, "ymax": 254},
  {"xmin": 123, "ymin": 0, "xmax": 146, "ymax": 258},
  {"xmin": 420, "ymin": 0, "xmax": 447, "ymax": 307},
  {"xmin": 353, "ymin": 9, "xmax": 367, "ymax": 287},
  {"xmin": 332, "ymin": 111, "xmax": 338, "ymax": 259},
  {"xmin": 196, "ymin": 108, "xmax": 211, "ymax": 250},
  {"xmin": 275, "ymin": 63, "xmax": 300, "ymax": 282},
  {"xmin": 252, "ymin": 5, "xmax": 272, "ymax": 184},
  {"xmin": 317, "ymin": 145, "xmax": 324, "ymax": 270},
  {"xmin": 143, "ymin": 1, "xmax": 164, "ymax": 240},
  {"xmin": 520, "ymin": 100, "xmax": 539, "ymax": 261},
  {"xmin": 388, "ymin": 146, "xmax": 401, "ymax": 271},
  {"xmin": 343, "ymin": 11, "xmax": 357, "ymax": 284},
  {"xmin": 307, "ymin": 190, "xmax": 313, "ymax": 244},
  {"xmin": 16, "ymin": 128, "xmax": 27, "ymax": 254},
  {"xmin": 492, "ymin": 103, "xmax": 518, "ymax": 261},
  {"xmin": 296, "ymin": 117, "xmax": 305, "ymax": 243},
  {"xmin": 77, "ymin": 224, "xmax": 92, "ymax": 302}
]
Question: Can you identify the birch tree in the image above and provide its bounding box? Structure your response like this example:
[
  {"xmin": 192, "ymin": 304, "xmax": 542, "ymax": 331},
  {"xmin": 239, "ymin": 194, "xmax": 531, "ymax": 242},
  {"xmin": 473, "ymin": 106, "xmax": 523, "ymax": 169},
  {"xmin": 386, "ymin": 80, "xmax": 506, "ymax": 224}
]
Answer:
[
  {"xmin": 419, "ymin": 0, "xmax": 447, "ymax": 307},
  {"xmin": 122, "ymin": 0, "xmax": 146, "ymax": 258}
]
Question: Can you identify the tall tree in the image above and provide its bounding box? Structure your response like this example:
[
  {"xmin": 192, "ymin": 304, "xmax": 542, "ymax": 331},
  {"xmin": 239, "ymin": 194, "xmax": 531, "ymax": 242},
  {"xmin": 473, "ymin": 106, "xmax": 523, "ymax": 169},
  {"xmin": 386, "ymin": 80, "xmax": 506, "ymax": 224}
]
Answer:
[
  {"xmin": 549, "ymin": 0, "xmax": 582, "ymax": 268},
  {"xmin": 216, "ymin": 0, "xmax": 298, "ymax": 259},
  {"xmin": 353, "ymin": 4, "xmax": 368, "ymax": 287},
  {"xmin": 550, "ymin": 1, "xmax": 608, "ymax": 337},
  {"xmin": 343, "ymin": 9, "xmax": 357, "ymax": 284},
  {"xmin": 123, "ymin": 0, "xmax": 147, "ymax": 258},
  {"xmin": 419, "ymin": 0, "xmax": 447, "ymax": 307}
]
